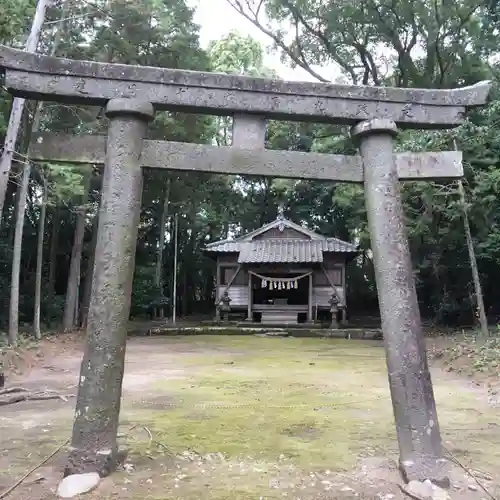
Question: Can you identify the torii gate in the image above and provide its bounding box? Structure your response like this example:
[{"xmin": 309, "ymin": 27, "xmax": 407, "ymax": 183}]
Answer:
[{"xmin": 0, "ymin": 45, "xmax": 490, "ymax": 484}]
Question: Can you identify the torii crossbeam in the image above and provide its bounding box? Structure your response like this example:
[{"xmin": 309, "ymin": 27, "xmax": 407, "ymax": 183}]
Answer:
[
  {"xmin": 28, "ymin": 132, "xmax": 464, "ymax": 182},
  {"xmin": 0, "ymin": 43, "xmax": 491, "ymax": 486}
]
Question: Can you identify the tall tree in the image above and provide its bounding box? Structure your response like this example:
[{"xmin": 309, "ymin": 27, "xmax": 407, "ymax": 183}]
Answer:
[
  {"xmin": 8, "ymin": 161, "xmax": 30, "ymax": 344},
  {"xmin": 458, "ymin": 179, "xmax": 488, "ymax": 335},
  {"xmin": 33, "ymin": 173, "xmax": 47, "ymax": 339},
  {"xmin": 31, "ymin": 0, "xmax": 70, "ymax": 337},
  {"xmin": 154, "ymin": 176, "xmax": 170, "ymax": 318},
  {"xmin": 225, "ymin": 0, "xmax": 491, "ymax": 87},
  {"xmin": 0, "ymin": 0, "xmax": 51, "ymax": 224},
  {"xmin": 63, "ymin": 167, "xmax": 92, "ymax": 332},
  {"xmin": 3, "ymin": 0, "xmax": 500, "ymax": 337}
]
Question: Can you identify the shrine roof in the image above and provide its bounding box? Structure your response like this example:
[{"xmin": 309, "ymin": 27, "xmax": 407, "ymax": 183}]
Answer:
[
  {"xmin": 238, "ymin": 239, "xmax": 323, "ymax": 263},
  {"xmin": 204, "ymin": 216, "xmax": 358, "ymax": 262}
]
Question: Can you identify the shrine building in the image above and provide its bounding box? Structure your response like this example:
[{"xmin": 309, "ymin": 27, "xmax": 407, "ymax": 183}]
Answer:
[{"xmin": 204, "ymin": 213, "xmax": 359, "ymax": 325}]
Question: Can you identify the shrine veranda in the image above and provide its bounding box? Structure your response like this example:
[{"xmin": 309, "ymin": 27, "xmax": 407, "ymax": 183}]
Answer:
[{"xmin": 0, "ymin": 44, "xmax": 492, "ymax": 484}]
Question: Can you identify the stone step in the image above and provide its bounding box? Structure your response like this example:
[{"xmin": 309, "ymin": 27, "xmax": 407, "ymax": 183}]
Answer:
[{"xmin": 261, "ymin": 315, "xmax": 298, "ymax": 324}]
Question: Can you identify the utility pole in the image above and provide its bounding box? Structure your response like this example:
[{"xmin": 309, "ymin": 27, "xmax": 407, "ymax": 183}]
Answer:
[
  {"xmin": 457, "ymin": 180, "xmax": 489, "ymax": 336},
  {"xmin": 172, "ymin": 213, "xmax": 179, "ymax": 325},
  {"xmin": 0, "ymin": 0, "xmax": 51, "ymax": 223},
  {"xmin": 453, "ymin": 140, "xmax": 488, "ymax": 336}
]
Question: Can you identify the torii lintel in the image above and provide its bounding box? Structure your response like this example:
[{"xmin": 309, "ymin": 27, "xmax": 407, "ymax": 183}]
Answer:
[{"xmin": 0, "ymin": 44, "xmax": 492, "ymax": 128}]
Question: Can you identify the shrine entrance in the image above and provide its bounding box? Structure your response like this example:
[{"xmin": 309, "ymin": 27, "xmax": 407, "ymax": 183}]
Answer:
[
  {"xmin": 250, "ymin": 271, "xmax": 310, "ymax": 324},
  {"xmin": 0, "ymin": 42, "xmax": 491, "ymax": 485}
]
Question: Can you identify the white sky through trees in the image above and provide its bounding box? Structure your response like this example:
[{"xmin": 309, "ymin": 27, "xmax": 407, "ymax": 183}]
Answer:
[{"xmin": 187, "ymin": 0, "xmax": 331, "ymax": 82}]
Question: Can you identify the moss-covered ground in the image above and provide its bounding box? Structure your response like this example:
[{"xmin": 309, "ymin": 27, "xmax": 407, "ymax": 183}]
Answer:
[
  {"xmin": 121, "ymin": 337, "xmax": 394, "ymax": 470},
  {"xmin": 1, "ymin": 334, "xmax": 500, "ymax": 499}
]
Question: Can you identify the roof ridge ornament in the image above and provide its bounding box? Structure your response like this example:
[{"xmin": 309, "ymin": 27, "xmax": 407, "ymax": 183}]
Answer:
[
  {"xmin": 277, "ymin": 204, "xmax": 285, "ymax": 220},
  {"xmin": 277, "ymin": 205, "xmax": 285, "ymax": 231}
]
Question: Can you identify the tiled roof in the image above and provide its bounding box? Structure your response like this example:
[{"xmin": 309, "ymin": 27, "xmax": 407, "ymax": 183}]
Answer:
[
  {"xmin": 320, "ymin": 238, "xmax": 358, "ymax": 253},
  {"xmin": 204, "ymin": 241, "xmax": 240, "ymax": 252},
  {"xmin": 205, "ymin": 238, "xmax": 358, "ymax": 254},
  {"xmin": 204, "ymin": 217, "xmax": 358, "ymax": 262},
  {"xmin": 238, "ymin": 239, "xmax": 324, "ymax": 263}
]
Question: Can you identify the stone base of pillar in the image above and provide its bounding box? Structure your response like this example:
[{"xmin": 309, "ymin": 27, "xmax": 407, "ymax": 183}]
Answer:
[
  {"xmin": 64, "ymin": 447, "xmax": 128, "ymax": 478},
  {"xmin": 399, "ymin": 456, "xmax": 450, "ymax": 488}
]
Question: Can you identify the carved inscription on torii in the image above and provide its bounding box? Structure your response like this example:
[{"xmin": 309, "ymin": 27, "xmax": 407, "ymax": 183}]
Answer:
[{"xmin": 0, "ymin": 43, "xmax": 491, "ymax": 486}]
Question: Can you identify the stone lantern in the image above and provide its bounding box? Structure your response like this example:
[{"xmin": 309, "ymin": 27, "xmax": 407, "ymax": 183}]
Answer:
[{"xmin": 216, "ymin": 291, "xmax": 232, "ymax": 323}]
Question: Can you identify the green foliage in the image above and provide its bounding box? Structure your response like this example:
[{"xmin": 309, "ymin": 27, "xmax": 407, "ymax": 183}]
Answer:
[
  {"xmin": 208, "ymin": 30, "xmax": 275, "ymax": 77},
  {"xmin": 0, "ymin": 0, "xmax": 34, "ymax": 46},
  {"xmin": 43, "ymin": 164, "xmax": 86, "ymax": 204},
  {"xmin": 130, "ymin": 266, "xmax": 158, "ymax": 316},
  {"xmin": 227, "ymin": 0, "xmax": 492, "ymax": 87}
]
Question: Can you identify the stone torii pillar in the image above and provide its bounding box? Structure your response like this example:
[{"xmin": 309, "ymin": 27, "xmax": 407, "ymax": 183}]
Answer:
[
  {"xmin": 66, "ymin": 99, "xmax": 154, "ymax": 475},
  {"xmin": 352, "ymin": 119, "xmax": 446, "ymax": 484}
]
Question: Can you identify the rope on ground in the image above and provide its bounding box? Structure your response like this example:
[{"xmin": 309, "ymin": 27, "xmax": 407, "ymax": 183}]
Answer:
[
  {"xmin": 0, "ymin": 424, "xmax": 146, "ymax": 499},
  {"xmin": 139, "ymin": 425, "xmax": 174, "ymax": 456},
  {"xmin": 443, "ymin": 445, "xmax": 497, "ymax": 500},
  {"xmin": 0, "ymin": 438, "xmax": 69, "ymax": 500}
]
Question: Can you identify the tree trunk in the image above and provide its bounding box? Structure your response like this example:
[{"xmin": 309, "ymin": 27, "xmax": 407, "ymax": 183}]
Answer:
[
  {"xmin": 30, "ymin": 0, "xmax": 69, "ymax": 332},
  {"xmin": 33, "ymin": 176, "xmax": 47, "ymax": 340},
  {"xmin": 1, "ymin": 180, "xmax": 16, "ymax": 227},
  {"xmin": 172, "ymin": 213, "xmax": 179, "ymax": 324},
  {"xmin": 154, "ymin": 177, "xmax": 170, "ymax": 318},
  {"xmin": 80, "ymin": 196, "xmax": 101, "ymax": 329},
  {"xmin": 458, "ymin": 180, "xmax": 489, "ymax": 336},
  {"xmin": 28, "ymin": 95, "xmax": 54, "ymax": 340},
  {"xmin": 7, "ymin": 181, "xmax": 18, "ymax": 244},
  {"xmin": 47, "ymin": 207, "xmax": 59, "ymax": 304},
  {"xmin": 9, "ymin": 97, "xmax": 45, "ymax": 345},
  {"xmin": 75, "ymin": 267, "xmax": 80, "ymax": 325},
  {"xmin": 63, "ymin": 168, "xmax": 92, "ymax": 332},
  {"xmin": 0, "ymin": 0, "xmax": 51, "ymax": 223},
  {"xmin": 182, "ymin": 264, "xmax": 188, "ymax": 318},
  {"xmin": 8, "ymin": 164, "xmax": 31, "ymax": 345}
]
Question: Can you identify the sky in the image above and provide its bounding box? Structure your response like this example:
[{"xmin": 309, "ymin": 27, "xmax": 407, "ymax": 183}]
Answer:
[{"xmin": 187, "ymin": 0, "xmax": 334, "ymax": 82}]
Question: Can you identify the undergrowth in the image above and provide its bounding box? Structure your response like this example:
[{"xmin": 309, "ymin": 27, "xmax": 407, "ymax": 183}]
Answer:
[
  {"xmin": 0, "ymin": 332, "xmax": 42, "ymax": 374},
  {"xmin": 429, "ymin": 328, "xmax": 500, "ymax": 379}
]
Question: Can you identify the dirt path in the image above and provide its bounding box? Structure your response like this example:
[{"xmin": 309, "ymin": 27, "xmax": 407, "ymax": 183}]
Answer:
[{"xmin": 0, "ymin": 335, "xmax": 499, "ymax": 500}]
